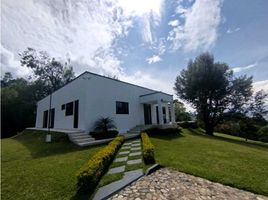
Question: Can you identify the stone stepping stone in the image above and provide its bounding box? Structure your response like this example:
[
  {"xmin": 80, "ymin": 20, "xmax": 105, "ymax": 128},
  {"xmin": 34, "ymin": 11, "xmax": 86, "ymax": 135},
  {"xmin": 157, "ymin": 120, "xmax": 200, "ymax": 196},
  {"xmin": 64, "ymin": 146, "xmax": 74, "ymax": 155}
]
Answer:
[
  {"xmin": 123, "ymin": 142, "xmax": 132, "ymax": 146},
  {"xmin": 115, "ymin": 157, "xmax": 128, "ymax": 162},
  {"xmin": 129, "ymin": 152, "xmax": 141, "ymax": 157},
  {"xmin": 131, "ymin": 147, "xmax": 141, "ymax": 151},
  {"xmin": 108, "ymin": 166, "xmax": 125, "ymax": 174},
  {"xmin": 121, "ymin": 146, "xmax": 131, "ymax": 150},
  {"xmin": 132, "ymin": 140, "xmax": 140, "ymax": 143},
  {"xmin": 127, "ymin": 158, "xmax": 142, "ymax": 165},
  {"xmin": 118, "ymin": 151, "xmax": 129, "ymax": 155},
  {"xmin": 93, "ymin": 169, "xmax": 143, "ymax": 200},
  {"xmin": 131, "ymin": 143, "xmax": 141, "ymax": 147}
]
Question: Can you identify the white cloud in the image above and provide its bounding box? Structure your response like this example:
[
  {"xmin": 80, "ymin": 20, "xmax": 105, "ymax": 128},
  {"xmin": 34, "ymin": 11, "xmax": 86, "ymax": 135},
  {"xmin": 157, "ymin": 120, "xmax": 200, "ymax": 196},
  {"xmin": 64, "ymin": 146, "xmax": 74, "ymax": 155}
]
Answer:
[
  {"xmin": 169, "ymin": 0, "xmax": 222, "ymax": 51},
  {"xmin": 168, "ymin": 20, "xmax": 179, "ymax": 27},
  {"xmin": 253, "ymin": 80, "xmax": 268, "ymax": 105},
  {"xmin": 227, "ymin": 27, "xmax": 240, "ymax": 34},
  {"xmin": 121, "ymin": 70, "xmax": 173, "ymax": 94},
  {"xmin": 146, "ymin": 55, "xmax": 162, "ymax": 64},
  {"xmin": 0, "ymin": 45, "xmax": 32, "ymax": 77},
  {"xmin": 232, "ymin": 62, "xmax": 257, "ymax": 73},
  {"xmin": 117, "ymin": 0, "xmax": 164, "ymax": 44}
]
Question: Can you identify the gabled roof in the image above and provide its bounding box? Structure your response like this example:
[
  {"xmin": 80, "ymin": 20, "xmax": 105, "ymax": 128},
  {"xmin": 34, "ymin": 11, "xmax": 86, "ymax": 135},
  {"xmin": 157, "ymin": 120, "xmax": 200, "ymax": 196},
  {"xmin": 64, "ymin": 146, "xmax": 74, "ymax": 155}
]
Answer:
[{"xmin": 39, "ymin": 71, "xmax": 173, "ymax": 102}]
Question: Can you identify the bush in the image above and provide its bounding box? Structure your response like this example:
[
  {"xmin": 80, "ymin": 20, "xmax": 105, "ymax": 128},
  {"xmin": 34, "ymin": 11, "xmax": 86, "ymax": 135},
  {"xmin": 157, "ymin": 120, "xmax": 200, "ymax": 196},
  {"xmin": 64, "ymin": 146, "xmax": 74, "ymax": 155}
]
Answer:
[
  {"xmin": 177, "ymin": 121, "xmax": 198, "ymax": 129},
  {"xmin": 257, "ymin": 126, "xmax": 268, "ymax": 143},
  {"xmin": 215, "ymin": 122, "xmax": 240, "ymax": 136},
  {"xmin": 141, "ymin": 132, "xmax": 155, "ymax": 164},
  {"xmin": 90, "ymin": 130, "xmax": 118, "ymax": 140},
  {"xmin": 76, "ymin": 135, "xmax": 124, "ymax": 194},
  {"xmin": 144, "ymin": 127, "xmax": 181, "ymax": 136}
]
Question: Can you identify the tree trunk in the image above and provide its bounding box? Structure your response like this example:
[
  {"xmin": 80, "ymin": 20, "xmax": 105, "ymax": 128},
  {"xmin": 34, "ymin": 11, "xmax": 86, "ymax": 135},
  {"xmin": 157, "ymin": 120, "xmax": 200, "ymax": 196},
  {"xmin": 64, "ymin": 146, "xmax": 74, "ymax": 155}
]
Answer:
[{"xmin": 205, "ymin": 122, "xmax": 214, "ymax": 135}]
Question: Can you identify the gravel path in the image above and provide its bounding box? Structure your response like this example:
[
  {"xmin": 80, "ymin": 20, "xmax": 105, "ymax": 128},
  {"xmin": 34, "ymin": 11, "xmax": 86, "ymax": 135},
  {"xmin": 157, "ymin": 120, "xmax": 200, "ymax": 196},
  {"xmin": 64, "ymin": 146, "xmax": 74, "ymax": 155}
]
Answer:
[{"xmin": 109, "ymin": 168, "xmax": 267, "ymax": 200}]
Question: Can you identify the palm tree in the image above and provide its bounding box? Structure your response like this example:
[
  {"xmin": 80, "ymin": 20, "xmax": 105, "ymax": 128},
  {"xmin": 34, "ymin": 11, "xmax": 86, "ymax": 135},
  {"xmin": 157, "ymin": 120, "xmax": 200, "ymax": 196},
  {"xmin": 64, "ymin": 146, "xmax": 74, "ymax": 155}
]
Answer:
[{"xmin": 94, "ymin": 117, "xmax": 116, "ymax": 132}]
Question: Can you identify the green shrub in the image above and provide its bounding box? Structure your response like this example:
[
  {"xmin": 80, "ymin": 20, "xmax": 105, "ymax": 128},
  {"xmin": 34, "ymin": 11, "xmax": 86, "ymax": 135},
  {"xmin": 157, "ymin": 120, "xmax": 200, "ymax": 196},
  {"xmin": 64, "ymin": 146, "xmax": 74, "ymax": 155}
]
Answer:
[
  {"xmin": 215, "ymin": 122, "xmax": 240, "ymax": 136},
  {"xmin": 90, "ymin": 130, "xmax": 118, "ymax": 140},
  {"xmin": 141, "ymin": 132, "xmax": 155, "ymax": 164},
  {"xmin": 257, "ymin": 126, "xmax": 268, "ymax": 143},
  {"xmin": 76, "ymin": 135, "xmax": 124, "ymax": 194},
  {"xmin": 177, "ymin": 121, "xmax": 198, "ymax": 129},
  {"xmin": 144, "ymin": 127, "xmax": 181, "ymax": 136}
]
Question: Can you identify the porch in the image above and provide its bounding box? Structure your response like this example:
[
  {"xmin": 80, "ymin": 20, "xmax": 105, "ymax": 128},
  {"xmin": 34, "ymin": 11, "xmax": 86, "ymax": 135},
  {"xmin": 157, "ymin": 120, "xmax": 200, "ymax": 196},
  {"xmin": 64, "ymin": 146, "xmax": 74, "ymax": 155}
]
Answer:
[{"xmin": 140, "ymin": 92, "xmax": 175, "ymax": 125}]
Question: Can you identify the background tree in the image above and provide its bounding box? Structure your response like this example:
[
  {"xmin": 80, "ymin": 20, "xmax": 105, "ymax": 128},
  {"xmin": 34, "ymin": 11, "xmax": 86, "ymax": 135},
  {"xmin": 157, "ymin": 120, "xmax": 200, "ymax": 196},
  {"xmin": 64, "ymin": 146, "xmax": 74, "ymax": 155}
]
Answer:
[
  {"xmin": 1, "ymin": 73, "xmax": 36, "ymax": 138},
  {"xmin": 250, "ymin": 90, "xmax": 268, "ymax": 121},
  {"xmin": 1, "ymin": 48, "xmax": 76, "ymax": 138},
  {"xmin": 20, "ymin": 48, "xmax": 75, "ymax": 97},
  {"xmin": 174, "ymin": 53, "xmax": 253, "ymax": 135},
  {"xmin": 173, "ymin": 100, "xmax": 191, "ymax": 121}
]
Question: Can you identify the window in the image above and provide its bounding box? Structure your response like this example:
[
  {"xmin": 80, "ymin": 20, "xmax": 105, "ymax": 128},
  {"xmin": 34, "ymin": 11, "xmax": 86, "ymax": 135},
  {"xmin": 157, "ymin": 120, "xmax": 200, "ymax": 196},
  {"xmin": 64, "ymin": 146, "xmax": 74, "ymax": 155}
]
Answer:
[
  {"xmin": 65, "ymin": 102, "xmax": 73, "ymax": 116},
  {"xmin": 116, "ymin": 101, "xmax": 129, "ymax": 114},
  {"xmin": 61, "ymin": 104, "xmax": 65, "ymax": 110}
]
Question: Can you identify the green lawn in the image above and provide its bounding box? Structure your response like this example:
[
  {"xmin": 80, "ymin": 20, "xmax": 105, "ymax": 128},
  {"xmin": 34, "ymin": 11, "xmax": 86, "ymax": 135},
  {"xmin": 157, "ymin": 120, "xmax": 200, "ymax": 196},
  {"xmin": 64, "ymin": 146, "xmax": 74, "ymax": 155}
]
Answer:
[
  {"xmin": 151, "ymin": 128, "xmax": 268, "ymax": 196},
  {"xmin": 1, "ymin": 130, "xmax": 104, "ymax": 200}
]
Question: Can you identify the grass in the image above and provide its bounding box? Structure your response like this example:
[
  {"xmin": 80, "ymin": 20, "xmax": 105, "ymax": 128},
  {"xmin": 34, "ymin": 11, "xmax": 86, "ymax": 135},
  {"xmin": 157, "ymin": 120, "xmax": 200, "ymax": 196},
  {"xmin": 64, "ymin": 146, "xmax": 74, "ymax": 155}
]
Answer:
[
  {"xmin": 98, "ymin": 173, "xmax": 124, "ymax": 187},
  {"xmin": 1, "ymin": 130, "xmax": 104, "ymax": 200},
  {"xmin": 150, "ymin": 128, "xmax": 268, "ymax": 196},
  {"xmin": 97, "ymin": 138, "xmax": 146, "ymax": 188}
]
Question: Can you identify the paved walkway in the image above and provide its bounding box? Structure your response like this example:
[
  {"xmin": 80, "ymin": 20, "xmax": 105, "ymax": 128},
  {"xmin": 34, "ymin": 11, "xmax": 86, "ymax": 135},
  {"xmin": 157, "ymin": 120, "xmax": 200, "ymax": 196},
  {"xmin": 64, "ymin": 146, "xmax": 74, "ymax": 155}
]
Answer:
[
  {"xmin": 109, "ymin": 168, "xmax": 268, "ymax": 200},
  {"xmin": 93, "ymin": 139, "xmax": 144, "ymax": 200}
]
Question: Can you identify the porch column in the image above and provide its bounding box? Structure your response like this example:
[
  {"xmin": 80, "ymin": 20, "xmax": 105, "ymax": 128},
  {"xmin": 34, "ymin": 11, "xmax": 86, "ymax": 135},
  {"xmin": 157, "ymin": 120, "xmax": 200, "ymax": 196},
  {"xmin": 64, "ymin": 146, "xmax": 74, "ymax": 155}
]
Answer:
[
  {"xmin": 165, "ymin": 104, "xmax": 170, "ymax": 123},
  {"xmin": 157, "ymin": 99, "xmax": 164, "ymax": 125},
  {"xmin": 170, "ymin": 101, "xmax": 176, "ymax": 124}
]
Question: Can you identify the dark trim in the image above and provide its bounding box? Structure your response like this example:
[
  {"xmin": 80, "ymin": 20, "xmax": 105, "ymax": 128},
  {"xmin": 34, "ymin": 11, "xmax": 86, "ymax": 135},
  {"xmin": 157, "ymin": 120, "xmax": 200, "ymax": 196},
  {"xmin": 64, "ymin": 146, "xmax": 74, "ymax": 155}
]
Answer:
[
  {"xmin": 140, "ymin": 91, "xmax": 173, "ymax": 97},
  {"xmin": 38, "ymin": 71, "xmax": 172, "ymax": 103},
  {"xmin": 74, "ymin": 100, "xmax": 79, "ymax": 128}
]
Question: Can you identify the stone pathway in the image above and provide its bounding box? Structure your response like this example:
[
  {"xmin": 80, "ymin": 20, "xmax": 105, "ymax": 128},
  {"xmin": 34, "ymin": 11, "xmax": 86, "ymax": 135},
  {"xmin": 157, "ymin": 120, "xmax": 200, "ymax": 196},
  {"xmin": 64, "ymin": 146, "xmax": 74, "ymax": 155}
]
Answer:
[
  {"xmin": 109, "ymin": 168, "xmax": 268, "ymax": 200},
  {"xmin": 93, "ymin": 139, "xmax": 144, "ymax": 200}
]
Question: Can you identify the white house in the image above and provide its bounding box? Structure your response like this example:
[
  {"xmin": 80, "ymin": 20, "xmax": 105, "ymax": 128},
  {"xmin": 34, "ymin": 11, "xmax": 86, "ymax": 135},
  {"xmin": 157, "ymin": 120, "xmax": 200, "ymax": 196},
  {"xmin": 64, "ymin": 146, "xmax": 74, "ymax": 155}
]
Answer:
[{"xmin": 35, "ymin": 71, "xmax": 176, "ymax": 133}]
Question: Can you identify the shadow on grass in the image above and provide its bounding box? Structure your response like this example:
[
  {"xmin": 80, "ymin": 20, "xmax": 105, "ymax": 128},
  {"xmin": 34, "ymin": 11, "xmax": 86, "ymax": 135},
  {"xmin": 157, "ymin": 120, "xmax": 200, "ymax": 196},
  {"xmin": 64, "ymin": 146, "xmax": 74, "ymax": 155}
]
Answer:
[
  {"xmin": 13, "ymin": 130, "xmax": 103, "ymax": 158},
  {"xmin": 149, "ymin": 133, "xmax": 183, "ymax": 140},
  {"xmin": 188, "ymin": 128, "xmax": 268, "ymax": 150}
]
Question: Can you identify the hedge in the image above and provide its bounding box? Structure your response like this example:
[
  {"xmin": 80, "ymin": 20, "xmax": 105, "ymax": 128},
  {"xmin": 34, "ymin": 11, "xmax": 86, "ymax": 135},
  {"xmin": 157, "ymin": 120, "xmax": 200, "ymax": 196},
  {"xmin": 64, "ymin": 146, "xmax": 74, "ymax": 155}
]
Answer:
[
  {"xmin": 141, "ymin": 132, "xmax": 155, "ymax": 164},
  {"xmin": 90, "ymin": 130, "xmax": 119, "ymax": 140},
  {"xmin": 76, "ymin": 135, "xmax": 124, "ymax": 194}
]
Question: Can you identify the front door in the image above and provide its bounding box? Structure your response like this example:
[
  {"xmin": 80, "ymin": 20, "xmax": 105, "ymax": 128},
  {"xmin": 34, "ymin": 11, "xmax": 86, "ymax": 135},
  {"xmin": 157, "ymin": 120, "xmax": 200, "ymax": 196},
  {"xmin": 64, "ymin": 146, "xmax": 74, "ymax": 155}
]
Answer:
[{"xmin": 143, "ymin": 104, "xmax": 152, "ymax": 125}]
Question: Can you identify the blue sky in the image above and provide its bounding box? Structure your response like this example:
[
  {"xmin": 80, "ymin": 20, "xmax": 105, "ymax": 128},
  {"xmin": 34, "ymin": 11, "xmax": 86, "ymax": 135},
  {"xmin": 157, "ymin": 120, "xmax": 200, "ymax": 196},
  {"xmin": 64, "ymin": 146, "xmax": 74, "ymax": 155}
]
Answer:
[{"xmin": 1, "ymin": 0, "xmax": 268, "ymax": 96}]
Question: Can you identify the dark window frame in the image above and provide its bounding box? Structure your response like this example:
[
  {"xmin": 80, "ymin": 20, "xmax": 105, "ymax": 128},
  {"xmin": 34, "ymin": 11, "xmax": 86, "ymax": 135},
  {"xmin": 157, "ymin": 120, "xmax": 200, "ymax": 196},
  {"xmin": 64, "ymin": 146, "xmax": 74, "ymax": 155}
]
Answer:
[
  {"xmin": 65, "ymin": 102, "xmax": 74, "ymax": 116},
  {"xmin": 116, "ymin": 101, "xmax": 129, "ymax": 114},
  {"xmin": 61, "ymin": 104, "xmax": 65, "ymax": 110}
]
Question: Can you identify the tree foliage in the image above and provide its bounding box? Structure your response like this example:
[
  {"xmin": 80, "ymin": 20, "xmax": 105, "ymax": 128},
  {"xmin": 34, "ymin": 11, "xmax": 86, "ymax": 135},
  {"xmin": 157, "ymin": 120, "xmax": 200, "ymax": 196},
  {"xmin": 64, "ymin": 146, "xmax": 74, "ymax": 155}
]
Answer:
[
  {"xmin": 1, "ymin": 48, "xmax": 76, "ymax": 138},
  {"xmin": 174, "ymin": 53, "xmax": 254, "ymax": 135},
  {"xmin": 20, "ymin": 48, "xmax": 75, "ymax": 96},
  {"xmin": 1, "ymin": 74, "xmax": 36, "ymax": 137},
  {"xmin": 173, "ymin": 100, "xmax": 191, "ymax": 121}
]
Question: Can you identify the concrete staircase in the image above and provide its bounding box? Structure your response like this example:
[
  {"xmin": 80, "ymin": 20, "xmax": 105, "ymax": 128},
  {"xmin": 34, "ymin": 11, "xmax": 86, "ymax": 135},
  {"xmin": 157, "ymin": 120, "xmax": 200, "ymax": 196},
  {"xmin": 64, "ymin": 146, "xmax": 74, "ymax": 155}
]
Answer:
[{"xmin": 68, "ymin": 131, "xmax": 95, "ymax": 147}]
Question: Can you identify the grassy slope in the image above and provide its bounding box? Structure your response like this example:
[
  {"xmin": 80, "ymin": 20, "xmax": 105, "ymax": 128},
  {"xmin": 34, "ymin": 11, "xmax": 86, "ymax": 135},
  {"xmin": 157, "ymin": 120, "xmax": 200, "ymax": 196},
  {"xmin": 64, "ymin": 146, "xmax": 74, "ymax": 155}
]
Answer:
[
  {"xmin": 151, "ymin": 128, "xmax": 268, "ymax": 196},
  {"xmin": 1, "ymin": 130, "xmax": 104, "ymax": 200}
]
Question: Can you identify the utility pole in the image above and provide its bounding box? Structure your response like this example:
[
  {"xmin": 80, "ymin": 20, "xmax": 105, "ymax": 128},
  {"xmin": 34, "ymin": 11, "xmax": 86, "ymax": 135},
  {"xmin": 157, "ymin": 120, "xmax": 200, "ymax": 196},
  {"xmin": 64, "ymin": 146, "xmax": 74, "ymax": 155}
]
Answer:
[{"xmin": 46, "ymin": 91, "xmax": 52, "ymax": 143}]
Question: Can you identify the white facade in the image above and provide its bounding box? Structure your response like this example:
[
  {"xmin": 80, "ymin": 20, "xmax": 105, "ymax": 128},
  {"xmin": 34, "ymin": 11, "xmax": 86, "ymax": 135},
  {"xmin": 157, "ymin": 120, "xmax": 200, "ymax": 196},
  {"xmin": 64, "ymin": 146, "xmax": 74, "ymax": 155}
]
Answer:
[{"xmin": 35, "ymin": 71, "xmax": 175, "ymax": 133}]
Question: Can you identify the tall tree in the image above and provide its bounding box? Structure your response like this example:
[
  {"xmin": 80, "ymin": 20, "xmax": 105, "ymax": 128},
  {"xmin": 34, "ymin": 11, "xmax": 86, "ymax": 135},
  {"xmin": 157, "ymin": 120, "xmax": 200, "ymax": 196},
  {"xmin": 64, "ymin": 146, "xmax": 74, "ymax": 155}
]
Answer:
[
  {"xmin": 20, "ymin": 48, "xmax": 75, "ymax": 97},
  {"xmin": 174, "ymin": 53, "xmax": 253, "ymax": 135},
  {"xmin": 250, "ymin": 90, "xmax": 268, "ymax": 121}
]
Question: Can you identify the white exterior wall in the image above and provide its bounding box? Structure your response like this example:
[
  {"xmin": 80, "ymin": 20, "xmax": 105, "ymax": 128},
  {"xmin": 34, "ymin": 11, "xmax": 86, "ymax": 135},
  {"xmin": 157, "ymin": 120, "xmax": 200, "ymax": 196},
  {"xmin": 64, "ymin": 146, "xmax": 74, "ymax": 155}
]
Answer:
[
  {"xmin": 35, "ymin": 72, "xmax": 174, "ymax": 134},
  {"xmin": 35, "ymin": 73, "xmax": 89, "ymax": 130},
  {"xmin": 83, "ymin": 73, "xmax": 155, "ymax": 133}
]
